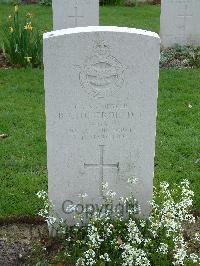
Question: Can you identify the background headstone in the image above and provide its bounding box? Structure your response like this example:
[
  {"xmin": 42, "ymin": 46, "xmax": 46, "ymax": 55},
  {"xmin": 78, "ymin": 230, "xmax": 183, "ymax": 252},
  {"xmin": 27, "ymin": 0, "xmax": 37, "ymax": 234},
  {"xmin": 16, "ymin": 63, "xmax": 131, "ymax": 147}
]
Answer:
[
  {"xmin": 44, "ymin": 26, "xmax": 160, "ymax": 224},
  {"xmin": 52, "ymin": 0, "xmax": 99, "ymax": 30},
  {"xmin": 160, "ymin": 0, "xmax": 200, "ymax": 47}
]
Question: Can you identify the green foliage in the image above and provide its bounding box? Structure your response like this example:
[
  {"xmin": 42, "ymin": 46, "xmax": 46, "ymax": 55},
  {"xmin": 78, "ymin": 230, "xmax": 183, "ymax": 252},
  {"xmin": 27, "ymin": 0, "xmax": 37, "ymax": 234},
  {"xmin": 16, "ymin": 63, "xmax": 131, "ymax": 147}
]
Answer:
[
  {"xmin": 0, "ymin": 68, "xmax": 47, "ymax": 217},
  {"xmin": 160, "ymin": 45, "xmax": 200, "ymax": 69},
  {"xmin": 2, "ymin": 5, "xmax": 42, "ymax": 67},
  {"xmin": 34, "ymin": 181, "xmax": 200, "ymax": 265},
  {"xmin": 99, "ymin": 0, "xmax": 150, "ymax": 6},
  {"xmin": 100, "ymin": 0, "xmax": 124, "ymax": 5},
  {"xmin": 188, "ymin": 47, "xmax": 200, "ymax": 68},
  {"xmin": 39, "ymin": 0, "xmax": 51, "ymax": 6}
]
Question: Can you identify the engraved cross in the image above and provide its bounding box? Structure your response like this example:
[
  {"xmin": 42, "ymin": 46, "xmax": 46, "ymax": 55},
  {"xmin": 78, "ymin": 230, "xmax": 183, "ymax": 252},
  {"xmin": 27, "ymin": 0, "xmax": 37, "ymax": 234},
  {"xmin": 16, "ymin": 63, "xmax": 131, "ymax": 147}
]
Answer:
[
  {"xmin": 68, "ymin": 0, "xmax": 84, "ymax": 27},
  {"xmin": 84, "ymin": 145, "xmax": 119, "ymax": 196},
  {"xmin": 177, "ymin": 4, "xmax": 192, "ymax": 35}
]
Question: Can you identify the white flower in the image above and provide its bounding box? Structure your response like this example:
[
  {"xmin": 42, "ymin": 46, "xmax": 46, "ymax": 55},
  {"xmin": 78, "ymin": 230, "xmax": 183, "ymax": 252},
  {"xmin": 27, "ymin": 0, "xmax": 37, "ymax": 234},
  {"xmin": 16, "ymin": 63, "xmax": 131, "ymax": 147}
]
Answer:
[
  {"xmin": 106, "ymin": 190, "xmax": 116, "ymax": 198},
  {"xmin": 65, "ymin": 204, "xmax": 76, "ymax": 213},
  {"xmin": 160, "ymin": 181, "xmax": 169, "ymax": 189},
  {"xmin": 189, "ymin": 253, "xmax": 199, "ymax": 263},
  {"xmin": 102, "ymin": 182, "xmax": 108, "ymax": 190},
  {"xmin": 194, "ymin": 232, "xmax": 200, "ymax": 243},
  {"xmin": 78, "ymin": 193, "xmax": 88, "ymax": 198},
  {"xmin": 127, "ymin": 219, "xmax": 143, "ymax": 245},
  {"xmin": 87, "ymin": 224, "xmax": 103, "ymax": 248},
  {"xmin": 172, "ymin": 234, "xmax": 187, "ymax": 265},
  {"xmin": 120, "ymin": 197, "xmax": 129, "ymax": 204},
  {"xmin": 46, "ymin": 216, "xmax": 57, "ymax": 225},
  {"xmin": 36, "ymin": 190, "xmax": 47, "ymax": 200},
  {"xmin": 143, "ymin": 238, "xmax": 151, "ymax": 247},
  {"xmin": 127, "ymin": 176, "xmax": 138, "ymax": 185},
  {"xmin": 121, "ymin": 244, "xmax": 150, "ymax": 266},
  {"xmin": 76, "ymin": 257, "xmax": 85, "ymax": 266},
  {"xmin": 99, "ymin": 253, "xmax": 111, "ymax": 262},
  {"xmin": 37, "ymin": 180, "xmax": 198, "ymax": 266},
  {"xmin": 83, "ymin": 249, "xmax": 96, "ymax": 265},
  {"xmin": 157, "ymin": 242, "xmax": 168, "ymax": 255},
  {"xmin": 104, "ymin": 223, "xmax": 113, "ymax": 237},
  {"xmin": 140, "ymin": 220, "xmax": 146, "ymax": 228},
  {"xmin": 102, "ymin": 181, "xmax": 116, "ymax": 200}
]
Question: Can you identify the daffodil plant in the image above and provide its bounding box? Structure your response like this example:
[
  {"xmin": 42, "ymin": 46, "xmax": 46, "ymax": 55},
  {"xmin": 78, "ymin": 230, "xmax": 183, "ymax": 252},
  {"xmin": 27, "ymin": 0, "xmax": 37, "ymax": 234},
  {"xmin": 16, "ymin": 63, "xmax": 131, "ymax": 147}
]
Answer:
[
  {"xmin": 2, "ymin": 5, "xmax": 42, "ymax": 68},
  {"xmin": 37, "ymin": 179, "xmax": 200, "ymax": 265}
]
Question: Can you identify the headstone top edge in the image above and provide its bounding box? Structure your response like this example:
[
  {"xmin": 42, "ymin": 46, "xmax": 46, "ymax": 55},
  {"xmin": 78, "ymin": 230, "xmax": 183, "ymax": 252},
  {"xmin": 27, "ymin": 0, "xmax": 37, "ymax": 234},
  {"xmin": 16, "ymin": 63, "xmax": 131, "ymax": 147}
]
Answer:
[{"xmin": 43, "ymin": 26, "xmax": 160, "ymax": 40}]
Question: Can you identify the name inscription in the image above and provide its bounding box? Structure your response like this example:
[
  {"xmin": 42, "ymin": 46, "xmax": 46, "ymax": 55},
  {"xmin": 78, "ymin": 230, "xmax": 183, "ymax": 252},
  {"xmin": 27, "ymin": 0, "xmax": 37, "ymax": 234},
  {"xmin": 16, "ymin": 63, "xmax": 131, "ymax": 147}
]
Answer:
[{"xmin": 57, "ymin": 103, "xmax": 135, "ymax": 141}]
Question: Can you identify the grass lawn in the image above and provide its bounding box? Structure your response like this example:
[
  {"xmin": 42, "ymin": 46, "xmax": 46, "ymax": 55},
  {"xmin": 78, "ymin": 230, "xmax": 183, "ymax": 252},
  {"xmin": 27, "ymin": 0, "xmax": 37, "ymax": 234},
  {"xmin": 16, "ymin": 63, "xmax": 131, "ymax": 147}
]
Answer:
[{"xmin": 0, "ymin": 3, "xmax": 199, "ymax": 217}]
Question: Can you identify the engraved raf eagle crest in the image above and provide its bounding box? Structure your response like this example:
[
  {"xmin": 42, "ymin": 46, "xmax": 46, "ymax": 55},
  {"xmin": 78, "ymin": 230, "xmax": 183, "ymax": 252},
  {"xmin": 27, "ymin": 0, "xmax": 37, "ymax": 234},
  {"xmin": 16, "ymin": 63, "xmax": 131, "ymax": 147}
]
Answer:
[{"xmin": 79, "ymin": 41, "xmax": 126, "ymax": 99}]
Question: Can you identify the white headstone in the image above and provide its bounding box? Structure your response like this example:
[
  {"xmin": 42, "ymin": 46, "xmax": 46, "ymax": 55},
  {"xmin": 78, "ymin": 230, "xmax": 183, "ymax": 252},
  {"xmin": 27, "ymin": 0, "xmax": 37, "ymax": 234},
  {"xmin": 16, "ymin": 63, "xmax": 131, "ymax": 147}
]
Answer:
[
  {"xmin": 44, "ymin": 27, "xmax": 160, "ymax": 224},
  {"xmin": 52, "ymin": 0, "xmax": 99, "ymax": 30},
  {"xmin": 160, "ymin": 0, "xmax": 200, "ymax": 47}
]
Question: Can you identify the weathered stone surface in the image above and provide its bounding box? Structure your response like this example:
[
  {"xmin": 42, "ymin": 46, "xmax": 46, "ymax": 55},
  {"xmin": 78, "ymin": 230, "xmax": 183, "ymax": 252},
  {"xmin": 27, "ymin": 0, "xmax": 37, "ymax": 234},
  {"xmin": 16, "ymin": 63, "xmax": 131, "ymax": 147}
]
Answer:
[
  {"xmin": 44, "ymin": 26, "xmax": 160, "ymax": 223},
  {"xmin": 160, "ymin": 0, "xmax": 200, "ymax": 47},
  {"xmin": 52, "ymin": 0, "xmax": 99, "ymax": 30}
]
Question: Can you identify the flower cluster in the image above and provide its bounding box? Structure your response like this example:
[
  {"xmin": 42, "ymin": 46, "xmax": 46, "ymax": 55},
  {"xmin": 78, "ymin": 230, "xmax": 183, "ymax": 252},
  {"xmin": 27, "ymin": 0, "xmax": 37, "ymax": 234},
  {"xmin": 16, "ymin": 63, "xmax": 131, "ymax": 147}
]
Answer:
[
  {"xmin": 36, "ymin": 190, "xmax": 65, "ymax": 234},
  {"xmin": 3, "ymin": 5, "xmax": 42, "ymax": 68},
  {"xmin": 148, "ymin": 180, "xmax": 199, "ymax": 265},
  {"xmin": 24, "ymin": 22, "xmax": 33, "ymax": 31},
  {"xmin": 37, "ymin": 179, "xmax": 199, "ymax": 265},
  {"xmin": 121, "ymin": 244, "xmax": 150, "ymax": 266},
  {"xmin": 149, "ymin": 180, "xmax": 195, "ymax": 237}
]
